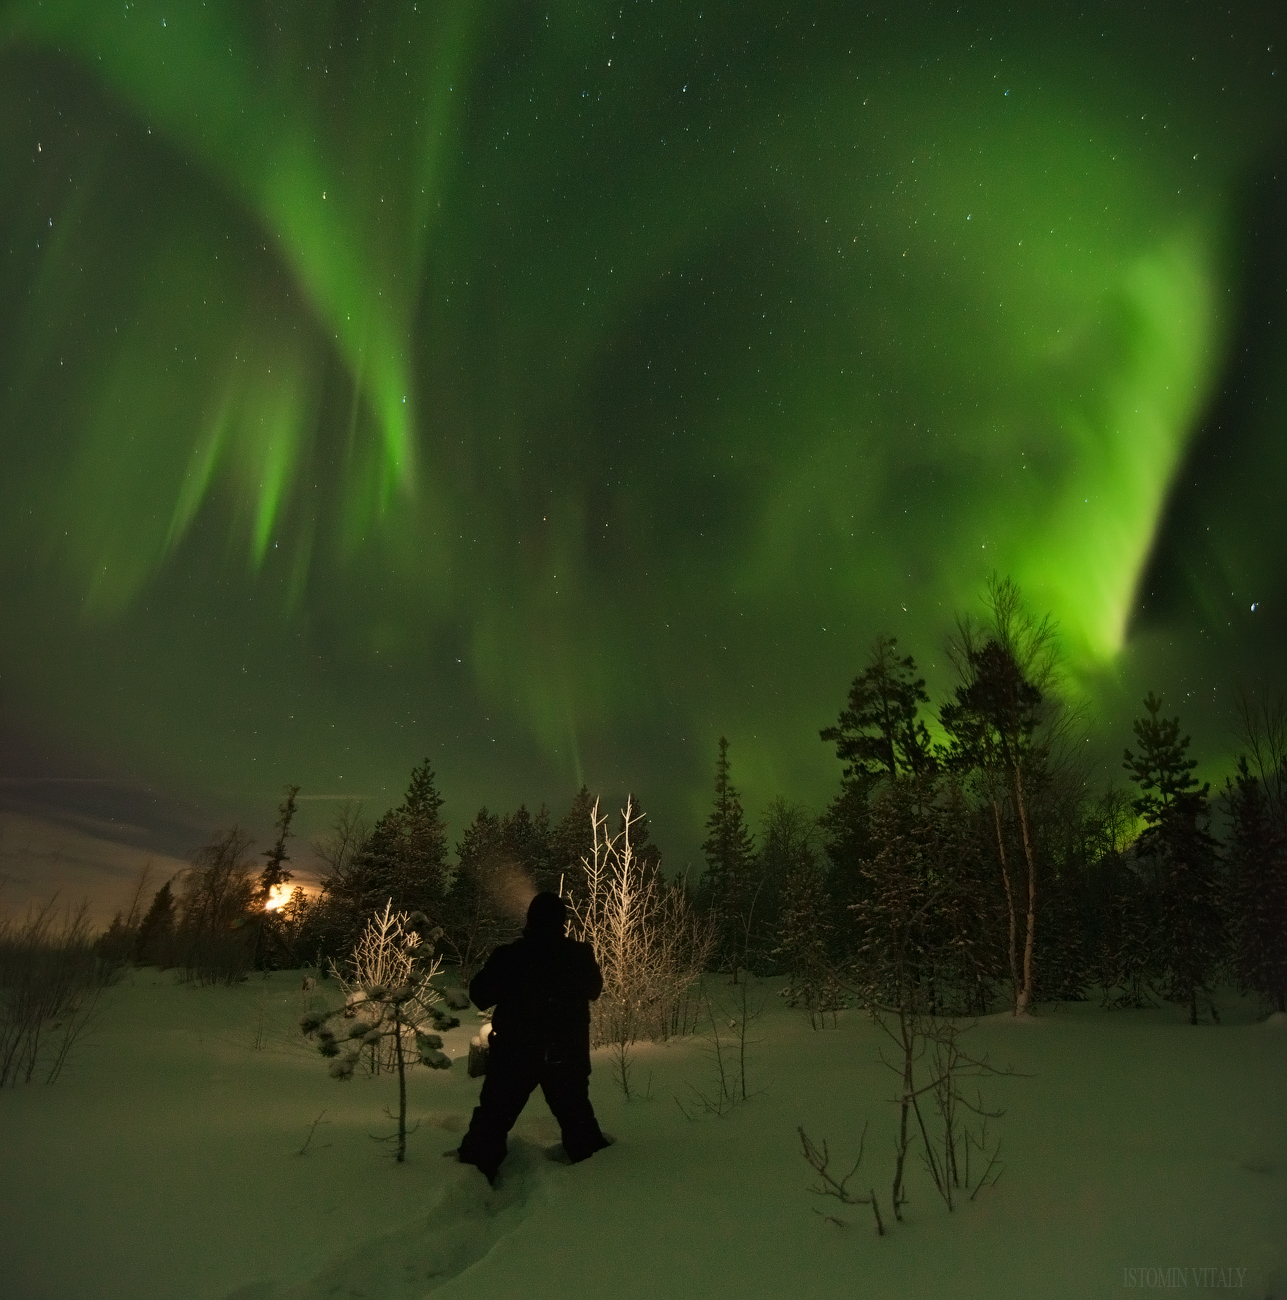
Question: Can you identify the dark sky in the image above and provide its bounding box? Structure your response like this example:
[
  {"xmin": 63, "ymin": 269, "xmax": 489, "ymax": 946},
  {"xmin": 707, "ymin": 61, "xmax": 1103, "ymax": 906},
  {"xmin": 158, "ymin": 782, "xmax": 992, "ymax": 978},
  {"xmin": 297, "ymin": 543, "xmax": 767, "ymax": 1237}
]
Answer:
[{"xmin": 1, "ymin": 1, "xmax": 1284, "ymax": 914}]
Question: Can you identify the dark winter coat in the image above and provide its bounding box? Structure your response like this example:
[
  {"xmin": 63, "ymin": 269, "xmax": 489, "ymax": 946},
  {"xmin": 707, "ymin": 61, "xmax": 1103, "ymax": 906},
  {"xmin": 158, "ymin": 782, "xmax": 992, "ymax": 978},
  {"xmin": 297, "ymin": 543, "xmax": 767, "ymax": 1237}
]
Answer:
[{"xmin": 469, "ymin": 934, "xmax": 603, "ymax": 1071}]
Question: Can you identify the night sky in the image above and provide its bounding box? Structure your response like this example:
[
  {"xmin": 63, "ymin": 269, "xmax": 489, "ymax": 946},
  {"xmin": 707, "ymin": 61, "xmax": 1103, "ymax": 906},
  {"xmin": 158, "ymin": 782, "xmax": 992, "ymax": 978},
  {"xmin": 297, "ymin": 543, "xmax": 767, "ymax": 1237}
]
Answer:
[{"xmin": 1, "ymin": 2, "xmax": 1284, "ymax": 910}]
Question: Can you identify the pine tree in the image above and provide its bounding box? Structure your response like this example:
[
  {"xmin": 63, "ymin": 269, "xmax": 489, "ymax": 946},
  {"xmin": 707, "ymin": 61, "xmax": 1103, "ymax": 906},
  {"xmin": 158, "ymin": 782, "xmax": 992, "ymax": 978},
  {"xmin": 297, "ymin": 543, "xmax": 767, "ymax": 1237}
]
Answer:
[
  {"xmin": 502, "ymin": 804, "xmax": 557, "ymax": 894},
  {"xmin": 618, "ymin": 798, "xmax": 663, "ymax": 882},
  {"xmin": 941, "ymin": 638, "xmax": 1044, "ymax": 1013},
  {"xmin": 253, "ymin": 784, "xmax": 300, "ymax": 970},
  {"xmin": 941, "ymin": 579, "xmax": 1058, "ymax": 1016},
  {"xmin": 774, "ymin": 853, "xmax": 836, "ymax": 1027},
  {"xmin": 397, "ymin": 758, "xmax": 449, "ymax": 904},
  {"xmin": 333, "ymin": 760, "xmax": 449, "ymax": 922},
  {"xmin": 1123, "ymin": 692, "xmax": 1202, "ymax": 824},
  {"xmin": 700, "ymin": 736, "xmax": 757, "ymax": 981},
  {"xmin": 1223, "ymin": 758, "xmax": 1287, "ymax": 1013},
  {"xmin": 850, "ymin": 775, "xmax": 996, "ymax": 1017},
  {"xmin": 551, "ymin": 785, "xmax": 598, "ymax": 890},
  {"xmin": 301, "ymin": 902, "xmax": 451, "ymax": 1163},
  {"xmin": 820, "ymin": 636, "xmax": 936, "ymax": 942},
  {"xmin": 821, "ymin": 635, "xmax": 935, "ymax": 783},
  {"xmin": 440, "ymin": 809, "xmax": 514, "ymax": 982},
  {"xmin": 134, "ymin": 880, "xmax": 176, "ymax": 967},
  {"xmin": 257, "ymin": 784, "xmax": 300, "ymax": 904},
  {"xmin": 1124, "ymin": 695, "xmax": 1221, "ymax": 1024},
  {"xmin": 756, "ymin": 798, "xmax": 819, "ymax": 972}
]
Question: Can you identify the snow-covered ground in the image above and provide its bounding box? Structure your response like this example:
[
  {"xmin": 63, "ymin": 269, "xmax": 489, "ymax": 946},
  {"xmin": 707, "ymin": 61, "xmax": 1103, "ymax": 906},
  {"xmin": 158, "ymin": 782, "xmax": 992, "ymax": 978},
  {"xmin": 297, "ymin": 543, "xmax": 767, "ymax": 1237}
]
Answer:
[{"xmin": 1, "ymin": 969, "xmax": 1283, "ymax": 1300}]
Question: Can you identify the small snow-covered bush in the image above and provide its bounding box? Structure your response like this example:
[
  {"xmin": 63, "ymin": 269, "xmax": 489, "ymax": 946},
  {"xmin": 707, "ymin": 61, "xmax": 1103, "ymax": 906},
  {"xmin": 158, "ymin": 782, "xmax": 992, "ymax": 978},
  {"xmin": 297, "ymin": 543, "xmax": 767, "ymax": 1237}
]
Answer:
[
  {"xmin": 302, "ymin": 902, "xmax": 450, "ymax": 1162},
  {"xmin": 324, "ymin": 902, "xmax": 445, "ymax": 1074}
]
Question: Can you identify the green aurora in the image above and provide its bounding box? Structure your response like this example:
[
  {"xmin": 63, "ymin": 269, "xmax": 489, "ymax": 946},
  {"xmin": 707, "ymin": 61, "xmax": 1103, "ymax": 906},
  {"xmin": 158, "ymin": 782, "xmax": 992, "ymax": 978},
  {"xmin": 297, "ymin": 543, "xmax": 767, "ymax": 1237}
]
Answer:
[{"xmin": 1, "ymin": 2, "xmax": 1284, "ymax": 871}]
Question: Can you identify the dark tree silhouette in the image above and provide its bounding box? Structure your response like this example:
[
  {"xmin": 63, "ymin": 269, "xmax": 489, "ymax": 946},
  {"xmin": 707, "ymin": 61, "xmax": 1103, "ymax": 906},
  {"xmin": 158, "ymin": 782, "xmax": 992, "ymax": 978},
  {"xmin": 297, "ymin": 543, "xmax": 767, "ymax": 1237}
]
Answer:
[
  {"xmin": 134, "ymin": 879, "xmax": 176, "ymax": 967},
  {"xmin": 700, "ymin": 736, "xmax": 758, "ymax": 982},
  {"xmin": 941, "ymin": 577, "xmax": 1059, "ymax": 1016},
  {"xmin": 1123, "ymin": 692, "xmax": 1202, "ymax": 825},
  {"xmin": 821, "ymin": 634, "xmax": 935, "ymax": 783},
  {"xmin": 328, "ymin": 760, "xmax": 449, "ymax": 922},
  {"xmin": 257, "ymin": 784, "xmax": 300, "ymax": 904},
  {"xmin": 440, "ymin": 809, "xmax": 518, "ymax": 983},
  {"xmin": 1124, "ymin": 695, "xmax": 1221, "ymax": 1025},
  {"xmin": 820, "ymin": 636, "xmax": 936, "ymax": 939},
  {"xmin": 551, "ymin": 785, "xmax": 598, "ymax": 891},
  {"xmin": 1223, "ymin": 757, "xmax": 1287, "ymax": 1013},
  {"xmin": 254, "ymin": 784, "xmax": 300, "ymax": 970}
]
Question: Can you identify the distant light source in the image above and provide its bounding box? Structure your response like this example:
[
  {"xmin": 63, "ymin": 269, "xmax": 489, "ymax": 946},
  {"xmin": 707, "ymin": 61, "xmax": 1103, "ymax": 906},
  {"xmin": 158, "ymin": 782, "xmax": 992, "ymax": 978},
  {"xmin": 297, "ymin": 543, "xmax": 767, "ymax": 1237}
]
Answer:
[{"xmin": 265, "ymin": 885, "xmax": 295, "ymax": 912}]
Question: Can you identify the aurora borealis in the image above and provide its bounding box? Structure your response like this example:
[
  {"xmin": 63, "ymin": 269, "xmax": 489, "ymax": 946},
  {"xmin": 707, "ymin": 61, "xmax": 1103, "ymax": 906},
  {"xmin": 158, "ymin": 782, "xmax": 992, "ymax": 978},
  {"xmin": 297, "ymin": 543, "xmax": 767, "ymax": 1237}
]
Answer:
[{"xmin": 1, "ymin": 2, "xmax": 1284, "ymax": 899}]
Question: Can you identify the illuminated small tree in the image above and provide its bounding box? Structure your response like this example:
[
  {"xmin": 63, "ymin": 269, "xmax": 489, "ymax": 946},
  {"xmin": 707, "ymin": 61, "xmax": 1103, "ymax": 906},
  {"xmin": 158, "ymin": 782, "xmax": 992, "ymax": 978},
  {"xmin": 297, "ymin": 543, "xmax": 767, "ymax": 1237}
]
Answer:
[
  {"xmin": 301, "ymin": 902, "xmax": 451, "ymax": 1162},
  {"xmin": 566, "ymin": 798, "xmax": 713, "ymax": 1048}
]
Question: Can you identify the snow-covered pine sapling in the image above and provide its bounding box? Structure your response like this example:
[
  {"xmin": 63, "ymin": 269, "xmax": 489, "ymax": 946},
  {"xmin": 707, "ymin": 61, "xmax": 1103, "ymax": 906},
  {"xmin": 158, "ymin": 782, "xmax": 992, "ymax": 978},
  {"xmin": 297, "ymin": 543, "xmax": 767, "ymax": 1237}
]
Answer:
[{"xmin": 301, "ymin": 902, "xmax": 451, "ymax": 1163}]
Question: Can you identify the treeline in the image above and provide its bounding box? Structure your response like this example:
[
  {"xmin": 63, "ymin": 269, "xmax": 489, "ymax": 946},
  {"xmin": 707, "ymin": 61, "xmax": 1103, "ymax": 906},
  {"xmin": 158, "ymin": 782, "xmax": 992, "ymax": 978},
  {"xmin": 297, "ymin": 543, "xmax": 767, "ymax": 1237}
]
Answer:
[
  {"xmin": 97, "ymin": 775, "xmax": 670, "ymax": 988},
  {"xmin": 697, "ymin": 579, "xmax": 1287, "ymax": 1025},
  {"xmin": 99, "ymin": 576, "xmax": 1285, "ymax": 1026},
  {"xmin": 97, "ymin": 791, "xmax": 304, "ymax": 985}
]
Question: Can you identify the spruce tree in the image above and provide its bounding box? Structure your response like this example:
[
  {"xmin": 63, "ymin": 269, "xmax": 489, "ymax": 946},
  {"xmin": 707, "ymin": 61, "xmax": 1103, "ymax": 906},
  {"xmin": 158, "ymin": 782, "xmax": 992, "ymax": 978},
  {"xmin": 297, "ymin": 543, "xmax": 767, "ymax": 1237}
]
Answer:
[
  {"xmin": 1123, "ymin": 695, "xmax": 1221, "ymax": 1024},
  {"xmin": 821, "ymin": 635, "xmax": 935, "ymax": 782},
  {"xmin": 1123, "ymin": 692, "xmax": 1201, "ymax": 824},
  {"xmin": 551, "ymin": 785, "xmax": 598, "ymax": 891},
  {"xmin": 257, "ymin": 784, "xmax": 300, "ymax": 904},
  {"xmin": 700, "ymin": 736, "xmax": 757, "ymax": 980},
  {"xmin": 820, "ymin": 636, "xmax": 935, "ymax": 940},
  {"xmin": 618, "ymin": 798, "xmax": 663, "ymax": 881},
  {"xmin": 1223, "ymin": 758, "xmax": 1287, "ymax": 1013},
  {"xmin": 440, "ymin": 809, "xmax": 514, "ymax": 981},
  {"xmin": 335, "ymin": 760, "xmax": 449, "ymax": 923},
  {"xmin": 756, "ymin": 798, "xmax": 819, "ymax": 972},
  {"xmin": 134, "ymin": 880, "xmax": 176, "ymax": 967},
  {"xmin": 774, "ymin": 850, "xmax": 835, "ymax": 1026},
  {"xmin": 502, "ymin": 804, "xmax": 557, "ymax": 894}
]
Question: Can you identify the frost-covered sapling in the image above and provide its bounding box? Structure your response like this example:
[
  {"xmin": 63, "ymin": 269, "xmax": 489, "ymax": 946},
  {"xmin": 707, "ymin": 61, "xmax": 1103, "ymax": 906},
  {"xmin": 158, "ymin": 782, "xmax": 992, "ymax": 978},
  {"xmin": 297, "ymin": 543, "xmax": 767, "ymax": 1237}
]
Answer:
[
  {"xmin": 301, "ymin": 902, "xmax": 451, "ymax": 1162},
  {"xmin": 566, "ymin": 797, "xmax": 714, "ymax": 1048}
]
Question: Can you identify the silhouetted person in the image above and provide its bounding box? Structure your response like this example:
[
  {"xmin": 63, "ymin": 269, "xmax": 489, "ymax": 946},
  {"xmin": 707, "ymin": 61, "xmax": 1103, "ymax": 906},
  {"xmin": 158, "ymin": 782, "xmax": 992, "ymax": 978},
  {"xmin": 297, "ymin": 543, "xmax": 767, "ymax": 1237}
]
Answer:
[{"xmin": 455, "ymin": 892, "xmax": 610, "ymax": 1183}]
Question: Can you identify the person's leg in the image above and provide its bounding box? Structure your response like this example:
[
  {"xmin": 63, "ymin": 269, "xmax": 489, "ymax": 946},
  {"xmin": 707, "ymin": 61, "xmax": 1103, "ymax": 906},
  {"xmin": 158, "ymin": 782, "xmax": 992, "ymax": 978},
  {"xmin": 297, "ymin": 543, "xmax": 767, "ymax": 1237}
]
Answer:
[
  {"xmin": 540, "ymin": 1063, "xmax": 610, "ymax": 1163},
  {"xmin": 458, "ymin": 1049, "xmax": 538, "ymax": 1182}
]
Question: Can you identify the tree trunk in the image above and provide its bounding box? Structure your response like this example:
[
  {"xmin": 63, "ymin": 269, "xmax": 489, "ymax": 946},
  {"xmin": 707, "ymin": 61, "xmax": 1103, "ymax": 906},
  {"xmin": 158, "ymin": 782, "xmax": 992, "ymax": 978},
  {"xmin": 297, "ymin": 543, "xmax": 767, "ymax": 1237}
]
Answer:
[
  {"xmin": 1013, "ymin": 764, "xmax": 1037, "ymax": 1016},
  {"xmin": 394, "ymin": 1006, "xmax": 408, "ymax": 1162},
  {"xmin": 891, "ymin": 1025, "xmax": 913, "ymax": 1220},
  {"xmin": 991, "ymin": 795, "xmax": 1020, "ymax": 1009}
]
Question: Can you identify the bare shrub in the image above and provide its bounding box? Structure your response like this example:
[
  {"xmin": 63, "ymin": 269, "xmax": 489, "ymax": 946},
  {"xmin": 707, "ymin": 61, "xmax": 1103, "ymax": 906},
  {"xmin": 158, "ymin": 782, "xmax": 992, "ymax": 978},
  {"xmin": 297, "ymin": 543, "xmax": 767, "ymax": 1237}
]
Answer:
[
  {"xmin": 0, "ymin": 898, "xmax": 111, "ymax": 1086},
  {"xmin": 799, "ymin": 1122, "xmax": 886, "ymax": 1235},
  {"xmin": 677, "ymin": 973, "xmax": 765, "ymax": 1117},
  {"xmin": 177, "ymin": 827, "xmax": 258, "ymax": 986},
  {"xmin": 565, "ymin": 798, "xmax": 714, "ymax": 1048}
]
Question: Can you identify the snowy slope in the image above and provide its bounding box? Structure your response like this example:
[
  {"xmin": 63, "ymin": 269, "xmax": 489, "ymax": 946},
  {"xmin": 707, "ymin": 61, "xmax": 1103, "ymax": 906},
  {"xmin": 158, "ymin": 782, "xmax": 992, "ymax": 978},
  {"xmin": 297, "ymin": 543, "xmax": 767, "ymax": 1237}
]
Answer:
[{"xmin": 1, "ymin": 970, "xmax": 1283, "ymax": 1300}]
